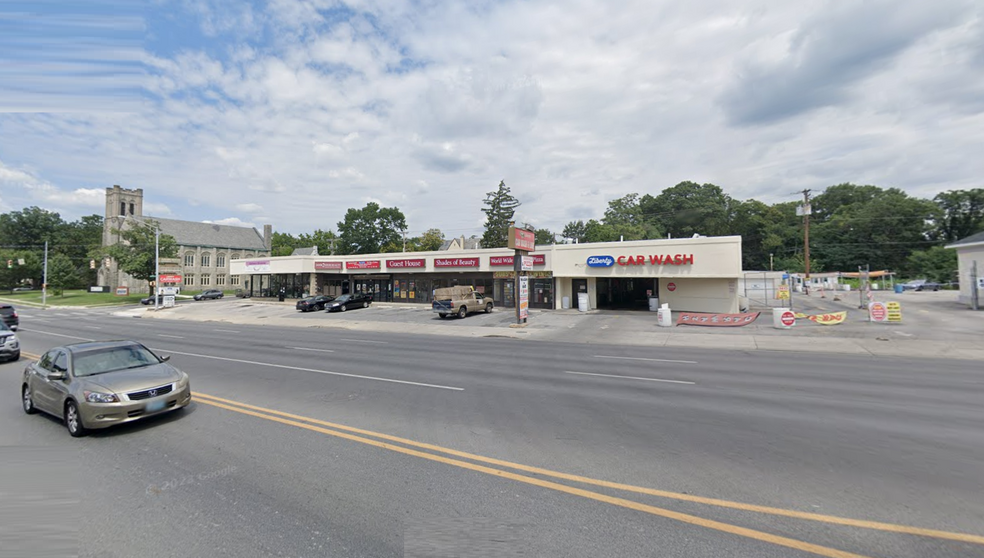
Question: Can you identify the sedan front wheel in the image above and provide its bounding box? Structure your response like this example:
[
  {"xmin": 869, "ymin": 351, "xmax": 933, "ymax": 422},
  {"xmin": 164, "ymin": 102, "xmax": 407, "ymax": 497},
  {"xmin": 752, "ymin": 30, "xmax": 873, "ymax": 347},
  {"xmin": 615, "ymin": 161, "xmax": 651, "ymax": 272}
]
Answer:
[
  {"xmin": 65, "ymin": 401, "xmax": 88, "ymax": 438},
  {"xmin": 22, "ymin": 385, "xmax": 36, "ymax": 414}
]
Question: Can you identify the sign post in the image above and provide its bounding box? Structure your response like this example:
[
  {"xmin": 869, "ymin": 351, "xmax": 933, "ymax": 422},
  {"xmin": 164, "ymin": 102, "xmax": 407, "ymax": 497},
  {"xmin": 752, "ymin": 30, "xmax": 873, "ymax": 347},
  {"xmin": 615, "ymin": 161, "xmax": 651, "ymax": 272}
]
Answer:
[{"xmin": 508, "ymin": 226, "xmax": 535, "ymax": 324}]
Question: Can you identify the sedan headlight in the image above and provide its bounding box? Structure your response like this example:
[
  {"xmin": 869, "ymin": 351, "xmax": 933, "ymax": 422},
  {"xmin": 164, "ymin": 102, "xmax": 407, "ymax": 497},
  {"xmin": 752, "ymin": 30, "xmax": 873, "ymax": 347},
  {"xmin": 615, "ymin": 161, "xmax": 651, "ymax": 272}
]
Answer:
[
  {"xmin": 84, "ymin": 390, "xmax": 120, "ymax": 403},
  {"xmin": 176, "ymin": 373, "xmax": 189, "ymax": 388}
]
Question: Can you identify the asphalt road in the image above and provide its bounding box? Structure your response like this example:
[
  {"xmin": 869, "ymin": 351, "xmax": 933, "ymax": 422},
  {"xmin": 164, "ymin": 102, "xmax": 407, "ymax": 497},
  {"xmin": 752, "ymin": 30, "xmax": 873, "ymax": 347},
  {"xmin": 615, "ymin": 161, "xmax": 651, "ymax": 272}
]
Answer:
[{"xmin": 1, "ymin": 308, "xmax": 982, "ymax": 558}]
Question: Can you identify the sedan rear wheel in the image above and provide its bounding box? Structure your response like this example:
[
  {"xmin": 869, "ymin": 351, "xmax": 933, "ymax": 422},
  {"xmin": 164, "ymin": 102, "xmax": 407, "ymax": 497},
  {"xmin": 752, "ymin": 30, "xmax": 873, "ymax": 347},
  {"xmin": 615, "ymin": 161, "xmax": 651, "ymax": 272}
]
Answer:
[
  {"xmin": 363, "ymin": 301, "xmax": 369, "ymax": 308},
  {"xmin": 65, "ymin": 401, "xmax": 88, "ymax": 438},
  {"xmin": 22, "ymin": 385, "xmax": 36, "ymax": 414}
]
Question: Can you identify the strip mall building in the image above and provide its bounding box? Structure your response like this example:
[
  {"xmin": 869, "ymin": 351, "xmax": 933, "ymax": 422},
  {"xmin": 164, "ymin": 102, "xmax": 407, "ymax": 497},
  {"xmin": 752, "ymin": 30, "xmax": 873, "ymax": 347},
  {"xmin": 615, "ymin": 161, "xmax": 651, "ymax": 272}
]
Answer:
[{"xmin": 230, "ymin": 236, "xmax": 743, "ymax": 312}]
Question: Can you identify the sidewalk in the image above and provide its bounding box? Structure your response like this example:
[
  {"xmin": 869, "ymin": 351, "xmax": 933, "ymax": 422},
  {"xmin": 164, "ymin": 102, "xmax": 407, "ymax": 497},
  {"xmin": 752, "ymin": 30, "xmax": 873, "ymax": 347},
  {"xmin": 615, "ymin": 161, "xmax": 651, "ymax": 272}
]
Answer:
[{"xmin": 116, "ymin": 297, "xmax": 984, "ymax": 362}]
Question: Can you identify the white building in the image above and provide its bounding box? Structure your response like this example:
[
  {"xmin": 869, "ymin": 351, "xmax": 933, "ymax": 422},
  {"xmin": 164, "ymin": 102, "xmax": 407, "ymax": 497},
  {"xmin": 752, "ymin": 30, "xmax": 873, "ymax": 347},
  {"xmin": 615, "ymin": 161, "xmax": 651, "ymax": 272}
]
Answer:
[
  {"xmin": 945, "ymin": 231, "xmax": 984, "ymax": 308},
  {"xmin": 231, "ymin": 236, "xmax": 744, "ymax": 312}
]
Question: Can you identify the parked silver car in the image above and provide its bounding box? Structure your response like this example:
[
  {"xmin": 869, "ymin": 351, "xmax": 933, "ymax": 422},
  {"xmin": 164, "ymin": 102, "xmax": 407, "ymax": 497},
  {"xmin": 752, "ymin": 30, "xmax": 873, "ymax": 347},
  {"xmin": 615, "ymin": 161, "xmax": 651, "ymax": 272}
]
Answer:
[{"xmin": 21, "ymin": 341, "xmax": 191, "ymax": 437}]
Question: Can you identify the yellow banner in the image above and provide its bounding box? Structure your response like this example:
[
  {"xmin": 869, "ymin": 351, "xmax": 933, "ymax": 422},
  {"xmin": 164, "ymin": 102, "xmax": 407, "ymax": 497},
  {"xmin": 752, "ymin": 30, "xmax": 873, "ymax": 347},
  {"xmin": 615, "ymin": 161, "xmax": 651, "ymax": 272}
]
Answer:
[
  {"xmin": 807, "ymin": 311, "xmax": 847, "ymax": 325},
  {"xmin": 794, "ymin": 312, "xmax": 808, "ymax": 319}
]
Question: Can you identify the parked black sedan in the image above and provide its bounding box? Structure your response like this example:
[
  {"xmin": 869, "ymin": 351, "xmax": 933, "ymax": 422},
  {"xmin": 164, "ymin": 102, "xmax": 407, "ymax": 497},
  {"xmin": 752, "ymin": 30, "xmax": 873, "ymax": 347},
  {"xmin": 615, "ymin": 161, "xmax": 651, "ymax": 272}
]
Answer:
[
  {"xmin": 325, "ymin": 293, "xmax": 372, "ymax": 312},
  {"xmin": 194, "ymin": 289, "xmax": 224, "ymax": 301},
  {"xmin": 296, "ymin": 295, "xmax": 334, "ymax": 312}
]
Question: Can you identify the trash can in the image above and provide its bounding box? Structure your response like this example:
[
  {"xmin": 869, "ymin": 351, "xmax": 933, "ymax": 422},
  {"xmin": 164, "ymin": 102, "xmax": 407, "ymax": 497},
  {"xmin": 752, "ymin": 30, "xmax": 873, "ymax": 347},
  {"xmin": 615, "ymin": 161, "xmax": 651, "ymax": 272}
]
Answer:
[
  {"xmin": 894, "ymin": 284, "xmax": 903, "ymax": 294},
  {"xmin": 577, "ymin": 293, "xmax": 589, "ymax": 312},
  {"xmin": 772, "ymin": 308, "xmax": 796, "ymax": 329},
  {"xmin": 648, "ymin": 297, "xmax": 659, "ymax": 312}
]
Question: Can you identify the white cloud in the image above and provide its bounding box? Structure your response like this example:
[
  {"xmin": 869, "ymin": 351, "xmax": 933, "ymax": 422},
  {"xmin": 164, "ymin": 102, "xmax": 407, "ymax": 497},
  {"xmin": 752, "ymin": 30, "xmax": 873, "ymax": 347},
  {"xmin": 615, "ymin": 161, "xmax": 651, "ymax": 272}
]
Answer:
[
  {"xmin": 203, "ymin": 217, "xmax": 256, "ymax": 228},
  {"xmin": 144, "ymin": 202, "xmax": 173, "ymax": 216},
  {"xmin": 0, "ymin": 0, "xmax": 981, "ymax": 236}
]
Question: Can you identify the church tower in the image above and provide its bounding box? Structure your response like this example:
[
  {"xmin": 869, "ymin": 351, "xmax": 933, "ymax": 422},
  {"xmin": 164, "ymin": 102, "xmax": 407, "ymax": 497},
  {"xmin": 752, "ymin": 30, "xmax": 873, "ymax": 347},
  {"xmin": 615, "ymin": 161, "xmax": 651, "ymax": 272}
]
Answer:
[{"xmin": 99, "ymin": 185, "xmax": 145, "ymax": 288}]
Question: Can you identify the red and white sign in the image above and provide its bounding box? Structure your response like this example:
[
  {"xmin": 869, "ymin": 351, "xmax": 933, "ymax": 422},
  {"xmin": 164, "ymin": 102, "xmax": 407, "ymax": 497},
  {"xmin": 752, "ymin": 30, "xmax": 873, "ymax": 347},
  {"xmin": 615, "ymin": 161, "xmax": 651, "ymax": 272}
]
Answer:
[
  {"xmin": 490, "ymin": 254, "xmax": 545, "ymax": 266},
  {"xmin": 158, "ymin": 274, "xmax": 182, "ymax": 283},
  {"xmin": 677, "ymin": 312, "xmax": 760, "ymax": 327},
  {"xmin": 666, "ymin": 282, "xmax": 677, "ymax": 292},
  {"xmin": 617, "ymin": 254, "xmax": 694, "ymax": 266},
  {"xmin": 434, "ymin": 257, "xmax": 479, "ymax": 268},
  {"xmin": 508, "ymin": 227, "xmax": 536, "ymax": 252},
  {"xmin": 386, "ymin": 258, "xmax": 425, "ymax": 269},
  {"xmin": 869, "ymin": 301, "xmax": 888, "ymax": 322},
  {"xmin": 780, "ymin": 311, "xmax": 796, "ymax": 327},
  {"xmin": 314, "ymin": 261, "xmax": 342, "ymax": 270},
  {"xmin": 346, "ymin": 260, "xmax": 381, "ymax": 270}
]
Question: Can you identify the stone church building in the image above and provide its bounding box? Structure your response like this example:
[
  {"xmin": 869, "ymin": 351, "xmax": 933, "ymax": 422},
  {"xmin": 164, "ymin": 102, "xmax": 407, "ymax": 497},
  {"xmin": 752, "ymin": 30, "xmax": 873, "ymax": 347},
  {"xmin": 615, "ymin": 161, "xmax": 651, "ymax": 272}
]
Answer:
[{"xmin": 99, "ymin": 185, "xmax": 272, "ymax": 293}]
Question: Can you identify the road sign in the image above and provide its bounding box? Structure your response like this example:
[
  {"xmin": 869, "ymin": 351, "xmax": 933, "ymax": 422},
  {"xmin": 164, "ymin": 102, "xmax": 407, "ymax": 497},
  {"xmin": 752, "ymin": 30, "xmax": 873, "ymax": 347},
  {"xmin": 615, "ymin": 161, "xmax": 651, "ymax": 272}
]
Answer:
[
  {"xmin": 869, "ymin": 301, "xmax": 888, "ymax": 322},
  {"xmin": 667, "ymin": 282, "xmax": 677, "ymax": 292},
  {"xmin": 776, "ymin": 284, "xmax": 790, "ymax": 300},
  {"xmin": 886, "ymin": 301, "xmax": 902, "ymax": 322},
  {"xmin": 780, "ymin": 311, "xmax": 795, "ymax": 327},
  {"xmin": 519, "ymin": 276, "xmax": 529, "ymax": 320},
  {"xmin": 520, "ymin": 256, "xmax": 534, "ymax": 271}
]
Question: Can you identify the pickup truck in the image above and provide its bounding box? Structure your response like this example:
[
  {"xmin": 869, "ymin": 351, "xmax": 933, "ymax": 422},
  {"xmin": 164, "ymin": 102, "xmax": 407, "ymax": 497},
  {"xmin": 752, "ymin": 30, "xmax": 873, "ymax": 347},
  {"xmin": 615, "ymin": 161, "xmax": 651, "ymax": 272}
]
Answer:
[{"xmin": 432, "ymin": 286, "xmax": 494, "ymax": 318}]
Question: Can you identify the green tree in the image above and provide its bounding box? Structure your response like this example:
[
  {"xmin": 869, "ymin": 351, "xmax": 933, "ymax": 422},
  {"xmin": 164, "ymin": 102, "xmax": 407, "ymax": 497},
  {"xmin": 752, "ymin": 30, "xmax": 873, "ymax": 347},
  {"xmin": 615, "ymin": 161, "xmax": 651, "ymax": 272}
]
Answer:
[
  {"xmin": 104, "ymin": 220, "xmax": 178, "ymax": 286},
  {"xmin": 60, "ymin": 214, "xmax": 103, "ymax": 287},
  {"xmin": 535, "ymin": 228, "xmax": 554, "ymax": 245},
  {"xmin": 932, "ymin": 189, "xmax": 984, "ymax": 243},
  {"xmin": 416, "ymin": 228, "xmax": 445, "ymax": 252},
  {"xmin": 583, "ymin": 219, "xmax": 618, "ymax": 243},
  {"xmin": 46, "ymin": 253, "xmax": 79, "ymax": 295},
  {"xmin": 297, "ymin": 229, "xmax": 339, "ymax": 255},
  {"xmin": 729, "ymin": 200, "xmax": 787, "ymax": 270},
  {"xmin": 0, "ymin": 206, "xmax": 64, "ymax": 248},
  {"xmin": 481, "ymin": 181, "xmax": 521, "ymax": 248},
  {"xmin": 903, "ymin": 246, "xmax": 958, "ymax": 283},
  {"xmin": 562, "ymin": 220, "xmax": 588, "ymax": 243},
  {"xmin": 337, "ymin": 202, "xmax": 407, "ymax": 254},
  {"xmin": 271, "ymin": 232, "xmax": 301, "ymax": 257},
  {"xmin": 601, "ymin": 193, "xmax": 658, "ymax": 240},
  {"xmin": 811, "ymin": 185, "xmax": 935, "ymax": 272},
  {"xmin": 639, "ymin": 182, "xmax": 733, "ymax": 238}
]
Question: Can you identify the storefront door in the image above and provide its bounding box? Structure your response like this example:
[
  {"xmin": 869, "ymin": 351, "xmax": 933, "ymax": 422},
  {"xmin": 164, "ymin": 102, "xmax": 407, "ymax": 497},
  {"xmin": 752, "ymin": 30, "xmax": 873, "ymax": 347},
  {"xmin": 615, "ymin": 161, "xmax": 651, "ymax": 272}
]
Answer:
[{"xmin": 572, "ymin": 279, "xmax": 588, "ymax": 309}]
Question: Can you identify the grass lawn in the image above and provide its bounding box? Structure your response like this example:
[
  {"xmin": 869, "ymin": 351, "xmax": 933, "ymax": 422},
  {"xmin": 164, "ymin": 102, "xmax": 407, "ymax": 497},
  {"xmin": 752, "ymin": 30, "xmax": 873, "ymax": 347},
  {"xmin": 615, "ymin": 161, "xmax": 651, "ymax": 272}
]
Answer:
[
  {"xmin": 0, "ymin": 288, "xmax": 239, "ymax": 307},
  {"xmin": 0, "ymin": 289, "xmax": 148, "ymax": 307}
]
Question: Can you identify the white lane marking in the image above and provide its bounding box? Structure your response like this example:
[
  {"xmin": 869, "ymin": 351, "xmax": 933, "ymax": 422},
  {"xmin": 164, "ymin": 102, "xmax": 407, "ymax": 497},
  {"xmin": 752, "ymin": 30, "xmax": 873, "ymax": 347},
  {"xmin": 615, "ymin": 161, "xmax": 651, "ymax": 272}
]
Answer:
[
  {"xmin": 213, "ymin": 329, "xmax": 240, "ymax": 333},
  {"xmin": 153, "ymin": 348, "xmax": 463, "ymax": 391},
  {"xmin": 593, "ymin": 355, "xmax": 698, "ymax": 365},
  {"xmin": 338, "ymin": 338, "xmax": 388, "ymax": 344},
  {"xmin": 80, "ymin": 326, "xmax": 102, "ymax": 329},
  {"xmin": 18, "ymin": 329, "xmax": 94, "ymax": 341},
  {"xmin": 564, "ymin": 370, "xmax": 696, "ymax": 385},
  {"xmin": 287, "ymin": 347, "xmax": 335, "ymax": 353},
  {"xmin": 158, "ymin": 334, "xmax": 185, "ymax": 339}
]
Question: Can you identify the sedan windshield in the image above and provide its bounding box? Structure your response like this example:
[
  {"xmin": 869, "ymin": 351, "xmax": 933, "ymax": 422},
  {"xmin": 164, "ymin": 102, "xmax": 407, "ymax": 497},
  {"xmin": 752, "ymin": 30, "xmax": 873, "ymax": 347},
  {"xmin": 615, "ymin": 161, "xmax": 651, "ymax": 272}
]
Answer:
[
  {"xmin": 333, "ymin": 295, "xmax": 351, "ymax": 303},
  {"xmin": 73, "ymin": 345, "xmax": 161, "ymax": 377}
]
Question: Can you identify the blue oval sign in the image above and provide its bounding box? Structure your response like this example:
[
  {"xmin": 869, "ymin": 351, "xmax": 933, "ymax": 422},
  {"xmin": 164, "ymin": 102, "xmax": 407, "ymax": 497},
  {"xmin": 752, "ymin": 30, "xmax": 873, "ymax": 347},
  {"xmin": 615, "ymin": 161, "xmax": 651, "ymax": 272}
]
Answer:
[{"xmin": 586, "ymin": 255, "xmax": 615, "ymax": 267}]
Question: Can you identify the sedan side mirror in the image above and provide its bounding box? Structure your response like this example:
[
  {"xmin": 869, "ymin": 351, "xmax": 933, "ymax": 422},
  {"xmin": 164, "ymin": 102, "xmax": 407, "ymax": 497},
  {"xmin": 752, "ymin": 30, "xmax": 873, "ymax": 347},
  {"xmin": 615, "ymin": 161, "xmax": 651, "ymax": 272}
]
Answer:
[
  {"xmin": 47, "ymin": 370, "xmax": 67, "ymax": 381},
  {"xmin": 160, "ymin": 355, "xmax": 171, "ymax": 362}
]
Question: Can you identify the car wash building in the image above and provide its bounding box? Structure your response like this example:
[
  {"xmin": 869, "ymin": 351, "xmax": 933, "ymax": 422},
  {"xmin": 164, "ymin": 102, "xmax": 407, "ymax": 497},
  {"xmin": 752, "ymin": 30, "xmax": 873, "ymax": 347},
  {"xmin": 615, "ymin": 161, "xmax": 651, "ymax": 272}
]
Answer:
[{"xmin": 230, "ymin": 235, "xmax": 742, "ymax": 313}]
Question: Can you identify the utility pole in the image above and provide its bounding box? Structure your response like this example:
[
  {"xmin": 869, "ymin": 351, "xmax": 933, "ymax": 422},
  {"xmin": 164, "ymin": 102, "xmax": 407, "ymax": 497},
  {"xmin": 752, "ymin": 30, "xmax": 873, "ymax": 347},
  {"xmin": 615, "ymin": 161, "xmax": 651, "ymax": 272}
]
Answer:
[
  {"xmin": 971, "ymin": 261, "xmax": 980, "ymax": 311},
  {"xmin": 799, "ymin": 190, "xmax": 812, "ymax": 294},
  {"xmin": 402, "ymin": 229, "xmax": 407, "ymax": 252},
  {"xmin": 42, "ymin": 241, "xmax": 48, "ymax": 309},
  {"xmin": 154, "ymin": 225, "xmax": 160, "ymax": 311},
  {"xmin": 769, "ymin": 253, "xmax": 774, "ymax": 272}
]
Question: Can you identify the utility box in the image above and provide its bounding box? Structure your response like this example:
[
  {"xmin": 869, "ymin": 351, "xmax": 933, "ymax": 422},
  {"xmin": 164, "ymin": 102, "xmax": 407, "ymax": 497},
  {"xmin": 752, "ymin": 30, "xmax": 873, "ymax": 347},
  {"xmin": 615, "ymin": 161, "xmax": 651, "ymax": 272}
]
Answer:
[
  {"xmin": 562, "ymin": 296, "xmax": 570, "ymax": 309},
  {"xmin": 657, "ymin": 306, "xmax": 673, "ymax": 327},
  {"xmin": 773, "ymin": 308, "xmax": 795, "ymax": 329},
  {"xmin": 648, "ymin": 297, "xmax": 659, "ymax": 311}
]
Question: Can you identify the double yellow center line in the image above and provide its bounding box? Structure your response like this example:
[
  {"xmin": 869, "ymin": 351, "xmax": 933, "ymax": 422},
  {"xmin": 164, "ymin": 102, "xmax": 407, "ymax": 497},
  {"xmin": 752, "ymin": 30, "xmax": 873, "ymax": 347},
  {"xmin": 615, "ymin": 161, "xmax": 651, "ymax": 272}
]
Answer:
[{"xmin": 192, "ymin": 391, "xmax": 984, "ymax": 558}]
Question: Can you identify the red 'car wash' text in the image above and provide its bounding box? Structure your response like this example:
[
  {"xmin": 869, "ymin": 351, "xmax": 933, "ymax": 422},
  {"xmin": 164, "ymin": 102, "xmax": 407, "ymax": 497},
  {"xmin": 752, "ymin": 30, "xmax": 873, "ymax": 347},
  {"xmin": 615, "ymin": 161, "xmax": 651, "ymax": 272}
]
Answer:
[{"xmin": 616, "ymin": 254, "xmax": 694, "ymax": 266}]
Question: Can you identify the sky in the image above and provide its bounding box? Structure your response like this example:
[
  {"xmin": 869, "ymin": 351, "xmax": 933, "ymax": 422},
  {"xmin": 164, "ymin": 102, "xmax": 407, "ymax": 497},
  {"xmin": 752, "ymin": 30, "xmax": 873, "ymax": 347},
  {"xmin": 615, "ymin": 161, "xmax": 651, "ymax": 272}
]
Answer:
[{"xmin": 1, "ymin": 0, "xmax": 982, "ymax": 239}]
